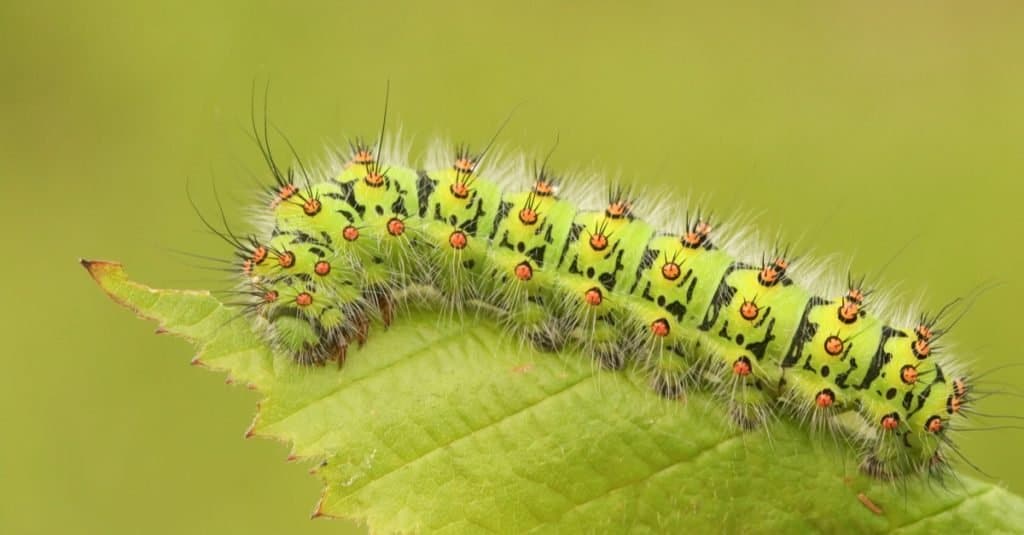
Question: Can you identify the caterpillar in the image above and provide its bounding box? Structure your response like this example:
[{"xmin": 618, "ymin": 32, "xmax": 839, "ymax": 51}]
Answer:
[{"xmin": 211, "ymin": 92, "xmax": 981, "ymax": 484}]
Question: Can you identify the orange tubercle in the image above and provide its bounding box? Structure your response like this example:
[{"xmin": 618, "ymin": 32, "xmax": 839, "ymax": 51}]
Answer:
[
  {"xmin": 662, "ymin": 262, "xmax": 681, "ymax": 281},
  {"xmin": 739, "ymin": 300, "xmax": 759, "ymax": 321},
  {"xmin": 303, "ymin": 198, "xmax": 321, "ymax": 216},
  {"xmin": 454, "ymin": 157, "xmax": 476, "ymax": 174},
  {"xmin": 732, "ymin": 357, "xmax": 752, "ymax": 376},
  {"xmin": 352, "ymin": 149, "xmax": 374, "ymax": 165},
  {"xmin": 824, "ymin": 336, "xmax": 844, "ymax": 356},
  {"xmin": 342, "ymin": 225, "xmax": 360, "ymax": 241},
  {"xmin": 651, "ymin": 319, "xmax": 670, "ymax": 337},
  {"xmin": 816, "ymin": 389, "xmax": 835, "ymax": 408},
  {"xmin": 449, "ymin": 231, "xmax": 468, "ymax": 250},
  {"xmin": 450, "ymin": 182, "xmax": 470, "ymax": 199},
  {"xmin": 514, "ymin": 262, "xmax": 533, "ymax": 281},
  {"xmin": 386, "ymin": 218, "xmax": 405, "ymax": 236}
]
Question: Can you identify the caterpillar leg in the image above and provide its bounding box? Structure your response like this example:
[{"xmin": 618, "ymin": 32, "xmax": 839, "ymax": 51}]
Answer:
[
  {"xmin": 333, "ymin": 337, "xmax": 349, "ymax": 369},
  {"xmin": 853, "ymin": 376, "xmax": 957, "ymax": 480},
  {"xmin": 270, "ymin": 313, "xmax": 333, "ymax": 366},
  {"xmin": 648, "ymin": 344, "xmax": 693, "ymax": 399},
  {"xmin": 630, "ymin": 304, "xmax": 696, "ymax": 399},
  {"xmin": 507, "ymin": 297, "xmax": 570, "ymax": 353},
  {"xmin": 858, "ymin": 424, "xmax": 941, "ymax": 480},
  {"xmin": 263, "ymin": 290, "xmax": 375, "ymax": 369},
  {"xmin": 859, "ymin": 435, "xmax": 920, "ymax": 480},
  {"xmin": 480, "ymin": 261, "xmax": 570, "ymax": 354},
  {"xmin": 590, "ymin": 318, "xmax": 630, "ymax": 370},
  {"xmin": 707, "ymin": 352, "xmax": 776, "ymax": 430},
  {"xmin": 370, "ymin": 289, "xmax": 395, "ymax": 327},
  {"xmin": 727, "ymin": 384, "xmax": 775, "ymax": 430},
  {"xmin": 641, "ymin": 325, "xmax": 694, "ymax": 399},
  {"xmin": 529, "ymin": 332, "xmax": 560, "ymax": 352}
]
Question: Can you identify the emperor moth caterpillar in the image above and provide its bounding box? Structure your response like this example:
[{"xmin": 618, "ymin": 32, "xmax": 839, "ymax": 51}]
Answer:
[{"xmin": 212, "ymin": 96, "xmax": 984, "ymax": 484}]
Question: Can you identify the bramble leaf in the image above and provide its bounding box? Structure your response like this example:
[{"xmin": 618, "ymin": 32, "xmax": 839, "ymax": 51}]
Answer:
[{"xmin": 84, "ymin": 260, "xmax": 1024, "ymax": 533}]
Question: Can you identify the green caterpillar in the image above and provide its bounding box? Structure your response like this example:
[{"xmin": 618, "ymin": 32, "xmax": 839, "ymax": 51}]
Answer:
[{"xmin": 224, "ymin": 111, "xmax": 971, "ymax": 482}]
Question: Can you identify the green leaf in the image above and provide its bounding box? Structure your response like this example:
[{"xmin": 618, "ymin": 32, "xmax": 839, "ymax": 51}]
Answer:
[{"xmin": 83, "ymin": 260, "xmax": 1024, "ymax": 533}]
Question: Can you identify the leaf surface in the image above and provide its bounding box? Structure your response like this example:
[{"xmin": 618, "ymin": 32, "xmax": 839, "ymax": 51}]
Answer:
[{"xmin": 84, "ymin": 260, "xmax": 1024, "ymax": 533}]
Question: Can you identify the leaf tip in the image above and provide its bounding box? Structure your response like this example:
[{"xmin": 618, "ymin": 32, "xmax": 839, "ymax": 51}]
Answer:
[
  {"xmin": 80, "ymin": 258, "xmax": 124, "ymax": 280},
  {"xmin": 81, "ymin": 259, "xmax": 143, "ymax": 314}
]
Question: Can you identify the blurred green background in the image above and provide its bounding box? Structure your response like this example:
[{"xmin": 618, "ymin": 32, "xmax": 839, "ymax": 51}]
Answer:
[{"xmin": 2, "ymin": 1, "xmax": 1023, "ymax": 533}]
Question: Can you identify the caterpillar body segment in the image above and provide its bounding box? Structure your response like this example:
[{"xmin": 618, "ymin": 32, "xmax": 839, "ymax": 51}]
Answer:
[{"xmin": 236, "ymin": 140, "xmax": 970, "ymax": 481}]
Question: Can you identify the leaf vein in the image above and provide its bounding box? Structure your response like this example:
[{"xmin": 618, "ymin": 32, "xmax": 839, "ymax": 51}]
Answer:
[
  {"xmin": 339, "ymin": 372, "xmax": 594, "ymax": 497},
  {"xmin": 261, "ymin": 326, "xmax": 465, "ymax": 429},
  {"xmin": 527, "ymin": 431, "xmax": 744, "ymax": 531},
  {"xmin": 889, "ymin": 486, "xmax": 1001, "ymax": 533}
]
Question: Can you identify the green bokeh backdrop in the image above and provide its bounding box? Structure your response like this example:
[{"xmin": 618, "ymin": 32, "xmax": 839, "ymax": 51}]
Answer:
[{"xmin": 2, "ymin": 1, "xmax": 1023, "ymax": 533}]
